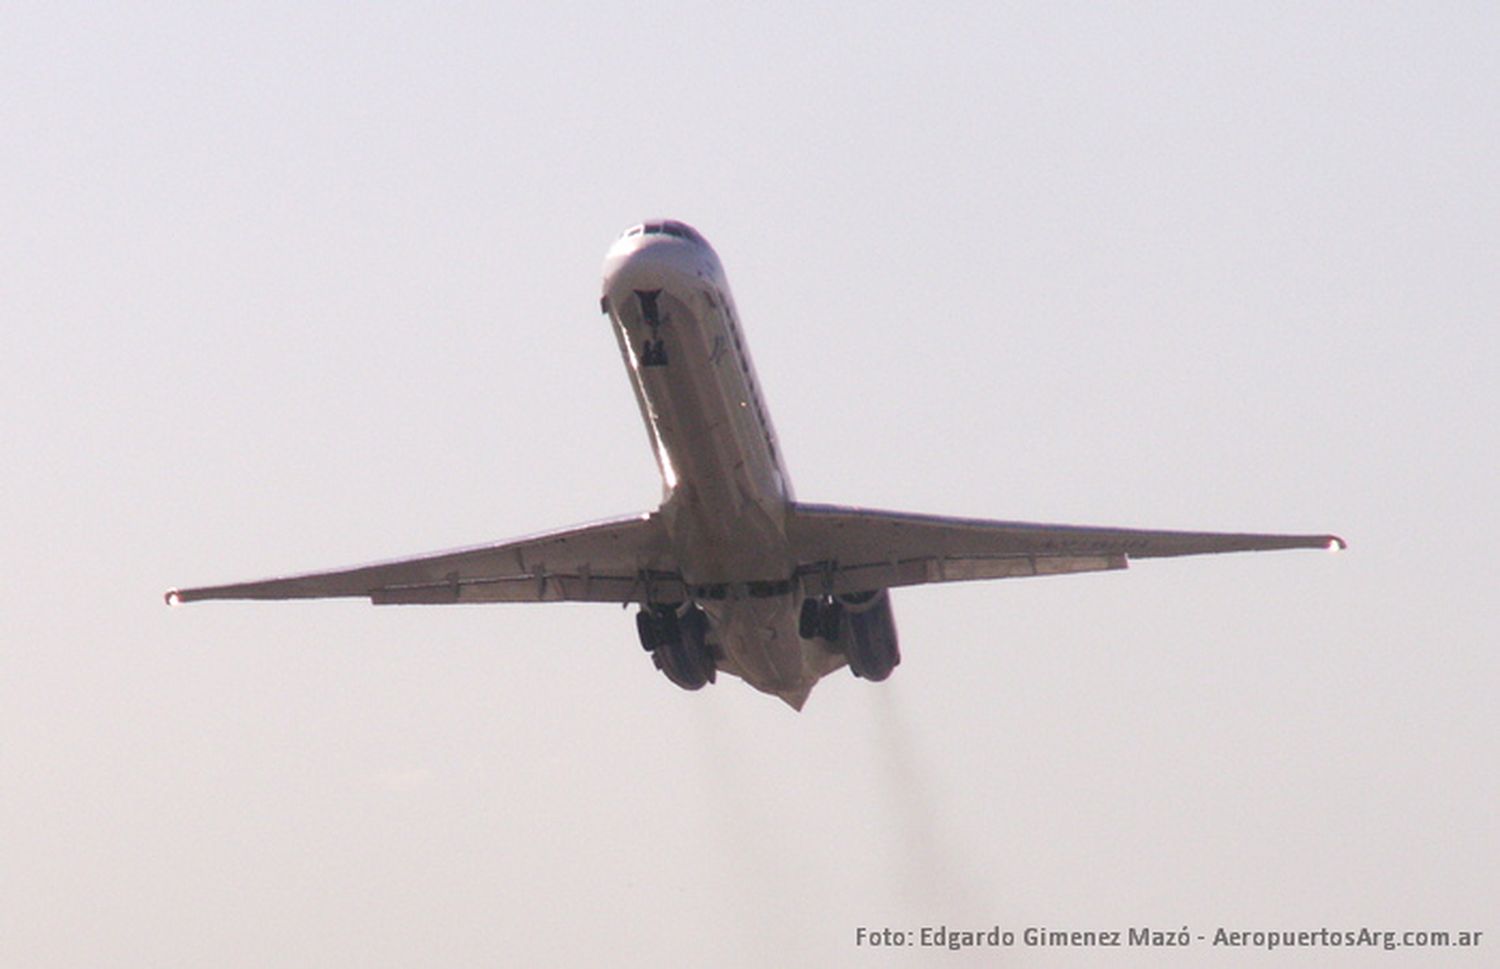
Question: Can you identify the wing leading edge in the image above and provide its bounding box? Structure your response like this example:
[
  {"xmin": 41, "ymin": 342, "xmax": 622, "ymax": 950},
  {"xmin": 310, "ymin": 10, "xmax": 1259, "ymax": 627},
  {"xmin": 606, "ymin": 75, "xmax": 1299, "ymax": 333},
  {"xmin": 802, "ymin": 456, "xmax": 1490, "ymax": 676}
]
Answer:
[
  {"xmin": 166, "ymin": 513, "xmax": 682, "ymax": 606},
  {"xmin": 785, "ymin": 503, "xmax": 1344, "ymax": 595}
]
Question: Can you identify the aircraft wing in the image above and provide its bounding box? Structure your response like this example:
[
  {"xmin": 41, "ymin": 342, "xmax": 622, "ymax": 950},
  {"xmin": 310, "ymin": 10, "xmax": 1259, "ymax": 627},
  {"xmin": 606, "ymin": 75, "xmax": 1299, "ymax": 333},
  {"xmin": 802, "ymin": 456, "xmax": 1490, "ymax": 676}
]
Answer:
[
  {"xmin": 785, "ymin": 503, "xmax": 1344, "ymax": 594},
  {"xmin": 166, "ymin": 512, "xmax": 682, "ymax": 606}
]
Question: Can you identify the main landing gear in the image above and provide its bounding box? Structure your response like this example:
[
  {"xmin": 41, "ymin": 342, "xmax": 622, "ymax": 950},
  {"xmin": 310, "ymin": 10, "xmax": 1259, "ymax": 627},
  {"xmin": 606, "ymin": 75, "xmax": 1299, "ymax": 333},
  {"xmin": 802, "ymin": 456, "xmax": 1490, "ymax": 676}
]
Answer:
[
  {"xmin": 799, "ymin": 595, "xmax": 843, "ymax": 641},
  {"xmin": 637, "ymin": 603, "xmax": 715, "ymax": 690},
  {"xmin": 798, "ymin": 590, "xmax": 901, "ymax": 682},
  {"xmin": 635, "ymin": 290, "xmax": 668, "ymax": 368}
]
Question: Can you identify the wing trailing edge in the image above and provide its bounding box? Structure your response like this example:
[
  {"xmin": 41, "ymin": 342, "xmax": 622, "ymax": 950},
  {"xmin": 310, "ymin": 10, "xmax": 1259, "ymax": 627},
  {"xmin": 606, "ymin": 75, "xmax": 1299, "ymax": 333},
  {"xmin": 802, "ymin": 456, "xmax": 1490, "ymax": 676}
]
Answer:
[
  {"xmin": 785, "ymin": 502, "xmax": 1342, "ymax": 593},
  {"xmin": 165, "ymin": 512, "xmax": 679, "ymax": 606}
]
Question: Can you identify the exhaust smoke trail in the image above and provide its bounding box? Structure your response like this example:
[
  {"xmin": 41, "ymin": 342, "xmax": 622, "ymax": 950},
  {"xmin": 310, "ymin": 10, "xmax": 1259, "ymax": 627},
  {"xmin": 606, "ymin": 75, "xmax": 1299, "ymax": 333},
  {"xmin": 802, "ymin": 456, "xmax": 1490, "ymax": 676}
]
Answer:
[
  {"xmin": 681, "ymin": 688, "xmax": 990, "ymax": 963},
  {"xmin": 868, "ymin": 686, "xmax": 984, "ymax": 915},
  {"xmin": 685, "ymin": 699, "xmax": 808, "ymax": 962}
]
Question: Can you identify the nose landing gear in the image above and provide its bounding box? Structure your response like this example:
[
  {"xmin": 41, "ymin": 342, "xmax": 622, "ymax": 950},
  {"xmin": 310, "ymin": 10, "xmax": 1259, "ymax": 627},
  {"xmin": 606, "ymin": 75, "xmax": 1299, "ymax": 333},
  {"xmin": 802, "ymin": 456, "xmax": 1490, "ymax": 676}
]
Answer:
[
  {"xmin": 634, "ymin": 289, "xmax": 669, "ymax": 367},
  {"xmin": 640, "ymin": 339, "xmax": 668, "ymax": 367}
]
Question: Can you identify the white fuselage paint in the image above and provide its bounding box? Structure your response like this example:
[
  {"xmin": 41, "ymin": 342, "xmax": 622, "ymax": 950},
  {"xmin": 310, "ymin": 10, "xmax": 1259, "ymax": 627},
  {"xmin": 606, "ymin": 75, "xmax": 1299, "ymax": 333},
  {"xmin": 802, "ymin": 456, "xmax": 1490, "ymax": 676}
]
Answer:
[{"xmin": 601, "ymin": 224, "xmax": 843, "ymax": 708}]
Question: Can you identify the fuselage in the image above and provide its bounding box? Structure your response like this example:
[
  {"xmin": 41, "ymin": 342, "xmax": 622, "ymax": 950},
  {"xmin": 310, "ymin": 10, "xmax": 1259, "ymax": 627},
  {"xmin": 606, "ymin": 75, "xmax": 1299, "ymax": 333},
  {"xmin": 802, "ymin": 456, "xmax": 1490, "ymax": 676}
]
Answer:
[{"xmin": 601, "ymin": 221, "xmax": 842, "ymax": 707}]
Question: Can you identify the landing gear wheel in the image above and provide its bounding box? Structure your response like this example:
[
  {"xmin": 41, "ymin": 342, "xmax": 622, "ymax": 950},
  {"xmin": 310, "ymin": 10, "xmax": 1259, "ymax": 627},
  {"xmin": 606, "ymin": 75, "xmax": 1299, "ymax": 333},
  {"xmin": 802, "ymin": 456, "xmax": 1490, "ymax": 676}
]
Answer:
[
  {"xmin": 636, "ymin": 609, "xmax": 659, "ymax": 651},
  {"xmin": 637, "ymin": 605, "xmax": 679, "ymax": 651},
  {"xmin": 798, "ymin": 597, "xmax": 821, "ymax": 640},
  {"xmin": 799, "ymin": 597, "xmax": 845, "ymax": 642},
  {"xmin": 647, "ymin": 604, "xmax": 716, "ymax": 691}
]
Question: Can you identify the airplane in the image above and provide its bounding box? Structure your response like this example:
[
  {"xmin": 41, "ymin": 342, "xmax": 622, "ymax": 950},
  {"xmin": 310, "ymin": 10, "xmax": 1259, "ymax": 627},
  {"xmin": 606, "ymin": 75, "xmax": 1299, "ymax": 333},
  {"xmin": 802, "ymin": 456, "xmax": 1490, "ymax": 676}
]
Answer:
[{"xmin": 166, "ymin": 219, "xmax": 1344, "ymax": 710}]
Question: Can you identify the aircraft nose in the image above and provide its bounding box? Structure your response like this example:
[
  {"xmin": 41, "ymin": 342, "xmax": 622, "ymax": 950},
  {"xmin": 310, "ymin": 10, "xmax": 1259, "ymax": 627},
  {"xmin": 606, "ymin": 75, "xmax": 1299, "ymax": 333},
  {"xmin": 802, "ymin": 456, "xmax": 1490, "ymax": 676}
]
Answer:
[{"xmin": 602, "ymin": 221, "xmax": 720, "ymax": 298}]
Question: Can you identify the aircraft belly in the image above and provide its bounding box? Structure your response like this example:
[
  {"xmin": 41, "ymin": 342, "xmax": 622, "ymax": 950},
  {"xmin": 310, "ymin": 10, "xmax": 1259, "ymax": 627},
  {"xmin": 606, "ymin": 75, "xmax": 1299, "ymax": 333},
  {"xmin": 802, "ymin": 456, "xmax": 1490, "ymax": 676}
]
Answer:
[
  {"xmin": 707, "ymin": 597, "xmax": 843, "ymax": 709},
  {"xmin": 610, "ymin": 279, "xmax": 789, "ymax": 584}
]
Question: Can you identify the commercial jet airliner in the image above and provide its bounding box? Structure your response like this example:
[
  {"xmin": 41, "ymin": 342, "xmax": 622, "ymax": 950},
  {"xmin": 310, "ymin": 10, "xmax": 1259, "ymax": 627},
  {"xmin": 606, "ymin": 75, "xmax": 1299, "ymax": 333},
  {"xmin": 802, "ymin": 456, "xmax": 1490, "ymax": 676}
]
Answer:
[{"xmin": 167, "ymin": 220, "xmax": 1344, "ymax": 709}]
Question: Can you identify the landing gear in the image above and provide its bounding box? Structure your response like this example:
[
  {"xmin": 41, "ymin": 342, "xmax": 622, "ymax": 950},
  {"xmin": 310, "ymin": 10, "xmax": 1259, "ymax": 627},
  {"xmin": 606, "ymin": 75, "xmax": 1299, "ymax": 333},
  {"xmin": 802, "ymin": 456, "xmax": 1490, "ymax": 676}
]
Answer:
[
  {"xmin": 638, "ymin": 603, "xmax": 715, "ymax": 690},
  {"xmin": 798, "ymin": 596, "xmax": 843, "ymax": 641},
  {"xmin": 634, "ymin": 289, "xmax": 669, "ymax": 367},
  {"xmin": 641, "ymin": 339, "xmax": 667, "ymax": 367},
  {"xmin": 636, "ymin": 608, "xmax": 667, "ymax": 650},
  {"xmin": 798, "ymin": 597, "xmax": 820, "ymax": 639},
  {"xmin": 799, "ymin": 591, "xmax": 900, "ymax": 681}
]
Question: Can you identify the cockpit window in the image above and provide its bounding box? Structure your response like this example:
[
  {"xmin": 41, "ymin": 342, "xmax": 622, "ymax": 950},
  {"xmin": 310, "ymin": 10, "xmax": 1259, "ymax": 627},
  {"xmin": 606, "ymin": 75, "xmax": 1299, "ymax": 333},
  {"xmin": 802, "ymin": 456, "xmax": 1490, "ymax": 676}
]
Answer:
[
  {"xmin": 661, "ymin": 220, "xmax": 703, "ymax": 243},
  {"xmin": 624, "ymin": 220, "xmax": 704, "ymax": 244}
]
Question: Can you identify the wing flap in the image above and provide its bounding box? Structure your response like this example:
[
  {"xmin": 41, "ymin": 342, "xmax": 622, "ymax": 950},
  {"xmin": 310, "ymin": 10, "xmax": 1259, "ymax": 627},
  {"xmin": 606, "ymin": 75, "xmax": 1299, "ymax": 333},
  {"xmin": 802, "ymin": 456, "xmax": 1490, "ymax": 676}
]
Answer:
[
  {"xmin": 786, "ymin": 502, "xmax": 1340, "ymax": 592},
  {"xmin": 369, "ymin": 573, "xmax": 687, "ymax": 605},
  {"xmin": 800, "ymin": 551, "xmax": 1128, "ymax": 594}
]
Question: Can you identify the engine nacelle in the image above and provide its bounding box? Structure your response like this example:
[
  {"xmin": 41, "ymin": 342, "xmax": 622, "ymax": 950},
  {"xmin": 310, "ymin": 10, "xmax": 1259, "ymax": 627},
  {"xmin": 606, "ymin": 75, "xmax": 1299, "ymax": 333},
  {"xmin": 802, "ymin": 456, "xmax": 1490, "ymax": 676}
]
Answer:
[{"xmin": 839, "ymin": 590, "xmax": 900, "ymax": 681}]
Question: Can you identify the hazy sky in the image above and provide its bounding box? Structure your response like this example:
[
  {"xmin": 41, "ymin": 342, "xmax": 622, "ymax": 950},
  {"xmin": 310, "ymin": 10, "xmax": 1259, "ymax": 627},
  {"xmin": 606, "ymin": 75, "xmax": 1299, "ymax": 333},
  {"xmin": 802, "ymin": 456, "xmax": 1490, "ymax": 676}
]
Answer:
[{"xmin": 5, "ymin": 3, "xmax": 1496, "ymax": 966}]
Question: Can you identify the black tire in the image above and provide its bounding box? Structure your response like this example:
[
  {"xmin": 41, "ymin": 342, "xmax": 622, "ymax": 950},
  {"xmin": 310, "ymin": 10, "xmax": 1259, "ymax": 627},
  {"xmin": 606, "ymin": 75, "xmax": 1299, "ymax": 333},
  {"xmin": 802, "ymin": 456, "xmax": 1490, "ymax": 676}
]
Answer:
[
  {"xmin": 654, "ymin": 605, "xmax": 680, "ymax": 646},
  {"xmin": 668, "ymin": 641, "xmax": 712, "ymax": 689},
  {"xmin": 636, "ymin": 610, "xmax": 659, "ymax": 651},
  {"xmin": 653, "ymin": 604, "xmax": 715, "ymax": 690},
  {"xmin": 681, "ymin": 606, "xmax": 708, "ymax": 645},
  {"xmin": 798, "ymin": 598, "xmax": 821, "ymax": 640}
]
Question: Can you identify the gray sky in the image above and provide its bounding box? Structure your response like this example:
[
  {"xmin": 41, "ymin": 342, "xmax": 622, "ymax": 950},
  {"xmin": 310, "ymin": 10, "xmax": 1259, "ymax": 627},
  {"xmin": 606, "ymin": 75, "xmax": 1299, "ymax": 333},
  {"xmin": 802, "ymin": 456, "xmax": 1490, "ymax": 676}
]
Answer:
[{"xmin": 5, "ymin": 3, "xmax": 1496, "ymax": 966}]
